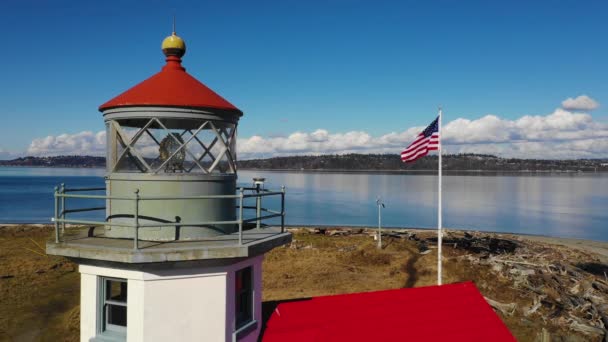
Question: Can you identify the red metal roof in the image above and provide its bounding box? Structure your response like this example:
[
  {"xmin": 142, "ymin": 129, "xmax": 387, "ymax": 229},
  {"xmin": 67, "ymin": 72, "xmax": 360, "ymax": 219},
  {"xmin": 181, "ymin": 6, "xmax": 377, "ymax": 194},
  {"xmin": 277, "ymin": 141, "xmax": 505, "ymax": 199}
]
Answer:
[
  {"xmin": 99, "ymin": 56, "xmax": 242, "ymax": 115},
  {"xmin": 262, "ymin": 281, "xmax": 515, "ymax": 341}
]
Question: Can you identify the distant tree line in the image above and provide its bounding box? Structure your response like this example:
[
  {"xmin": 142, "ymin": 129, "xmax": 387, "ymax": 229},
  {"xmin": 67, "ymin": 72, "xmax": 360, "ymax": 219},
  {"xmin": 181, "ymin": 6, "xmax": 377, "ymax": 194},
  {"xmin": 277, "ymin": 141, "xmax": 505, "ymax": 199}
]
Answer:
[
  {"xmin": 237, "ymin": 153, "xmax": 608, "ymax": 172},
  {"xmin": 1, "ymin": 154, "xmax": 607, "ymax": 172},
  {"xmin": 0, "ymin": 156, "xmax": 105, "ymax": 168}
]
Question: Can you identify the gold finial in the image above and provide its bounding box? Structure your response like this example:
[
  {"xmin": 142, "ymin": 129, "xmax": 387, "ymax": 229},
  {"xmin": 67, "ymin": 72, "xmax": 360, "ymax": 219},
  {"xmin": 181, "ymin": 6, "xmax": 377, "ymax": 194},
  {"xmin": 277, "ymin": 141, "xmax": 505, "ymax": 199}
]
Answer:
[{"xmin": 162, "ymin": 16, "xmax": 186, "ymax": 58}]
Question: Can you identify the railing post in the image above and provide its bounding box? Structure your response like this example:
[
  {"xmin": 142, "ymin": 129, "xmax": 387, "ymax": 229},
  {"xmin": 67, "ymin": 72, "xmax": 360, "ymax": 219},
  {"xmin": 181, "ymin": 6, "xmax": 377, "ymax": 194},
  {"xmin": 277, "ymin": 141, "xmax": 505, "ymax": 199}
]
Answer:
[
  {"xmin": 133, "ymin": 189, "xmax": 140, "ymax": 250},
  {"xmin": 281, "ymin": 186, "xmax": 285, "ymax": 233},
  {"xmin": 255, "ymin": 184, "xmax": 261, "ymax": 229},
  {"xmin": 238, "ymin": 188, "xmax": 244, "ymax": 245},
  {"xmin": 60, "ymin": 183, "xmax": 66, "ymax": 235},
  {"xmin": 54, "ymin": 186, "xmax": 59, "ymax": 243}
]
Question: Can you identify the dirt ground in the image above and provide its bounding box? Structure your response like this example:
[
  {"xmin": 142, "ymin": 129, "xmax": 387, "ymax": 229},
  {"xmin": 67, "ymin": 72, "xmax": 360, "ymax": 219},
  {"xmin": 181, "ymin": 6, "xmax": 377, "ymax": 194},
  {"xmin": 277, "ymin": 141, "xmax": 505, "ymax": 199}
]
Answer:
[
  {"xmin": 1, "ymin": 225, "xmax": 607, "ymax": 341},
  {"xmin": 0, "ymin": 225, "xmax": 79, "ymax": 342}
]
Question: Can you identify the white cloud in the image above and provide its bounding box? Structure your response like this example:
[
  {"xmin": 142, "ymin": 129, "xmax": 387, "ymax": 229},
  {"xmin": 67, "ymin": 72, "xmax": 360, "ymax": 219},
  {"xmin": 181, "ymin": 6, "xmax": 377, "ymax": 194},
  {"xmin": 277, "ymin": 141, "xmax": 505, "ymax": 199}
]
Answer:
[
  {"xmin": 24, "ymin": 97, "xmax": 608, "ymax": 160},
  {"xmin": 443, "ymin": 109, "xmax": 606, "ymax": 144},
  {"xmin": 27, "ymin": 131, "xmax": 106, "ymax": 156},
  {"xmin": 239, "ymin": 108, "xmax": 608, "ymax": 159},
  {"xmin": 561, "ymin": 95, "xmax": 599, "ymax": 111}
]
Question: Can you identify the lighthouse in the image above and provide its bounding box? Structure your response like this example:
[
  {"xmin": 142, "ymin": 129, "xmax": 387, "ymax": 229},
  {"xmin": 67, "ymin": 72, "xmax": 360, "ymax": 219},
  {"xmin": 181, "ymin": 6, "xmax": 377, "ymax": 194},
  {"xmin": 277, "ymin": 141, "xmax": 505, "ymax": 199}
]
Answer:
[{"xmin": 47, "ymin": 30, "xmax": 291, "ymax": 342}]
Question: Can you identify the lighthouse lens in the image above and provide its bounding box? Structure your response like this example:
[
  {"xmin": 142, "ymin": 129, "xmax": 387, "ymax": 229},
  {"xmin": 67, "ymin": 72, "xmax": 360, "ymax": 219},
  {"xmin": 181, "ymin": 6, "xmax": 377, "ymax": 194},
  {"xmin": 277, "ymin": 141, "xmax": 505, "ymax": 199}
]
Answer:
[{"xmin": 159, "ymin": 133, "xmax": 186, "ymax": 172}]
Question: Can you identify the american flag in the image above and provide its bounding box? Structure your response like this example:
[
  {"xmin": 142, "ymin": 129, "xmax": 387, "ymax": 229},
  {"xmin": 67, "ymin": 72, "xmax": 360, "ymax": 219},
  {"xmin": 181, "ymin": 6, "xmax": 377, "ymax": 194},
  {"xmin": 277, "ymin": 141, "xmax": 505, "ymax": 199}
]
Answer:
[{"xmin": 401, "ymin": 116, "xmax": 440, "ymax": 163}]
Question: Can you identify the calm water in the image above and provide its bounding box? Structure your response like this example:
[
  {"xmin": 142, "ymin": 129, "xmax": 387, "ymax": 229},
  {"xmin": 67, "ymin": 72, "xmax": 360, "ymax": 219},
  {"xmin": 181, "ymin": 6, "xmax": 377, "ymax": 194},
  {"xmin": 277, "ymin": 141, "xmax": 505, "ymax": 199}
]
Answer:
[{"xmin": 1, "ymin": 167, "xmax": 606, "ymax": 241}]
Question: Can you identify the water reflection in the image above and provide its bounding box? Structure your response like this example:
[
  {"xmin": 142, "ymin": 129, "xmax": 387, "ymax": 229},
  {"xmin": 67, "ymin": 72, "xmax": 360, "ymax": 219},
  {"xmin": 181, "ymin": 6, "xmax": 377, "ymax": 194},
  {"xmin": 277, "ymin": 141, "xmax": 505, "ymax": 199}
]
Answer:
[
  {"xmin": 0, "ymin": 167, "xmax": 105, "ymax": 177},
  {"xmin": 241, "ymin": 171, "xmax": 608, "ymax": 241},
  {"xmin": 0, "ymin": 167, "xmax": 606, "ymax": 241}
]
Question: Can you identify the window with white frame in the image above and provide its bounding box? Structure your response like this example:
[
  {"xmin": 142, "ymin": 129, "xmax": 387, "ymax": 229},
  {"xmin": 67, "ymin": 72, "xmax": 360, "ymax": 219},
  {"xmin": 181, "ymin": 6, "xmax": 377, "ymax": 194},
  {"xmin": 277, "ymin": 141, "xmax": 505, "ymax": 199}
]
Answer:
[
  {"xmin": 100, "ymin": 277, "xmax": 128, "ymax": 336},
  {"xmin": 235, "ymin": 267, "xmax": 253, "ymax": 329}
]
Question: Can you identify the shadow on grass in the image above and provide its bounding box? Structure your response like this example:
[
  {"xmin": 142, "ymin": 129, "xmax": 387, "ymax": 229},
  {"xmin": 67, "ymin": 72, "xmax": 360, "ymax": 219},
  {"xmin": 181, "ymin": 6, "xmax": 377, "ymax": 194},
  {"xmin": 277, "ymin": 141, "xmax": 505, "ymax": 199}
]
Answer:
[
  {"xmin": 259, "ymin": 297, "xmax": 312, "ymax": 341},
  {"xmin": 403, "ymin": 254, "xmax": 421, "ymax": 288},
  {"xmin": 576, "ymin": 262, "xmax": 608, "ymax": 277}
]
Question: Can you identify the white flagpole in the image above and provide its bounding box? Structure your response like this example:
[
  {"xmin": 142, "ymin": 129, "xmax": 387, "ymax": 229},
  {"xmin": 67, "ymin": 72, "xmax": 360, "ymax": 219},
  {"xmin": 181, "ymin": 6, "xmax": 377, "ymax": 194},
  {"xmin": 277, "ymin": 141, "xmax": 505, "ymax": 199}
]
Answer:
[{"xmin": 437, "ymin": 107, "xmax": 443, "ymax": 286}]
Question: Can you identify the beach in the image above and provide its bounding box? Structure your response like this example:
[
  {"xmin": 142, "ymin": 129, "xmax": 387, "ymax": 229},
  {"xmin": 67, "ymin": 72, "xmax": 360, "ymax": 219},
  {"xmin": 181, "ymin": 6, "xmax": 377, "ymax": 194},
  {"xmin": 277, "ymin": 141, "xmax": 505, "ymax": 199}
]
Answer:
[{"xmin": 1, "ymin": 225, "xmax": 607, "ymax": 341}]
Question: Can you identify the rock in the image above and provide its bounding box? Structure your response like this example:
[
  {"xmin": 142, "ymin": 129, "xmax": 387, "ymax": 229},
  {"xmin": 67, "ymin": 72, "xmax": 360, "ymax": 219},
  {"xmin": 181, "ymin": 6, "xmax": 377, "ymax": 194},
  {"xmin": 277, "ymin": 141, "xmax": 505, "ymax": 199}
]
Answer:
[
  {"xmin": 492, "ymin": 263, "xmax": 504, "ymax": 273},
  {"xmin": 534, "ymin": 328, "xmax": 551, "ymax": 342},
  {"xmin": 338, "ymin": 245, "xmax": 357, "ymax": 252},
  {"xmin": 569, "ymin": 319, "xmax": 605, "ymax": 337},
  {"xmin": 417, "ymin": 242, "xmax": 429, "ymax": 253},
  {"xmin": 484, "ymin": 297, "xmax": 517, "ymax": 316},
  {"xmin": 524, "ymin": 296, "xmax": 545, "ymax": 317}
]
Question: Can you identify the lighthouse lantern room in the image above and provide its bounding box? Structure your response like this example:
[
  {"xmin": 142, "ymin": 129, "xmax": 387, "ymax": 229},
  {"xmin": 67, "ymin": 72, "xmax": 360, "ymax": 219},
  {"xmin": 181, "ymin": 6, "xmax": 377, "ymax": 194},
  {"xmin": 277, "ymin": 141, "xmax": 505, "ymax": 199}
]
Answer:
[{"xmin": 47, "ymin": 30, "xmax": 291, "ymax": 342}]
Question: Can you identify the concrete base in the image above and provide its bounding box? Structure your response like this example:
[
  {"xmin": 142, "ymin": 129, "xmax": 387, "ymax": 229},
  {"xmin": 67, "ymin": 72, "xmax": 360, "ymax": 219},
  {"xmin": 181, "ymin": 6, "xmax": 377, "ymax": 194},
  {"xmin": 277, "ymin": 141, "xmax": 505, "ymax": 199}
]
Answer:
[
  {"xmin": 80, "ymin": 256, "xmax": 263, "ymax": 342},
  {"xmin": 47, "ymin": 226, "xmax": 291, "ymax": 263}
]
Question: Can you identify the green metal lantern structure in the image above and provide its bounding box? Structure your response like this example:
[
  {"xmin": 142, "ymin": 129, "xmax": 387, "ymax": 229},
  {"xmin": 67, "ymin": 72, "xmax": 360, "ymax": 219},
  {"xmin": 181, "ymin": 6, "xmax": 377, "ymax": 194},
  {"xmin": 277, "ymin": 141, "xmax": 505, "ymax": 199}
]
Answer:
[{"xmin": 99, "ymin": 32, "xmax": 243, "ymax": 240}]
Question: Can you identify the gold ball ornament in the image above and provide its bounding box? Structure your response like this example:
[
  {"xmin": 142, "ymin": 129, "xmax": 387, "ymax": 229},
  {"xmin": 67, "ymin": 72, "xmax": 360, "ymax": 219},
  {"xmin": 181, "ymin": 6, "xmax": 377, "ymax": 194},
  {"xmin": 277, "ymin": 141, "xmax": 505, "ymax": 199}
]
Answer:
[{"xmin": 162, "ymin": 34, "xmax": 186, "ymax": 57}]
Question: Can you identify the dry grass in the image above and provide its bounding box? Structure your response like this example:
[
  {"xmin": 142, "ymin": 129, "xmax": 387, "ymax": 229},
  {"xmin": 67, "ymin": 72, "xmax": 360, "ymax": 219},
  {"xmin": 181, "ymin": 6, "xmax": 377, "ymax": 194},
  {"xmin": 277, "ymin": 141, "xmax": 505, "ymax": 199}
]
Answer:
[
  {"xmin": 1, "ymin": 226, "xmax": 604, "ymax": 341},
  {"xmin": 264, "ymin": 229, "xmax": 512, "ymax": 299},
  {"xmin": 0, "ymin": 225, "xmax": 79, "ymax": 342},
  {"xmin": 262, "ymin": 229, "xmax": 603, "ymax": 342}
]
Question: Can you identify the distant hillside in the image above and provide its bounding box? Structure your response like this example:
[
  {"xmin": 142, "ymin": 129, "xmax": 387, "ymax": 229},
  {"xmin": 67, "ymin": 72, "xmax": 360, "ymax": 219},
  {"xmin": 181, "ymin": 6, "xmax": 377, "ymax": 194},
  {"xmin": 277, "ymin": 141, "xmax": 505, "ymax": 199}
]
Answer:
[
  {"xmin": 0, "ymin": 155, "xmax": 105, "ymax": 168},
  {"xmin": 238, "ymin": 154, "xmax": 608, "ymax": 172},
  {"xmin": 1, "ymin": 154, "xmax": 607, "ymax": 172}
]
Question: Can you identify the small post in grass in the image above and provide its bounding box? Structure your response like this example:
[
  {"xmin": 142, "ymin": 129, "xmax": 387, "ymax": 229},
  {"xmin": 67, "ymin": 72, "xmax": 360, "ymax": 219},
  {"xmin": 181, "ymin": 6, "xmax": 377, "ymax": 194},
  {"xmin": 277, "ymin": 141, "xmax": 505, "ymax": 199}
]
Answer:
[
  {"xmin": 376, "ymin": 196, "xmax": 385, "ymax": 249},
  {"xmin": 54, "ymin": 186, "xmax": 59, "ymax": 243}
]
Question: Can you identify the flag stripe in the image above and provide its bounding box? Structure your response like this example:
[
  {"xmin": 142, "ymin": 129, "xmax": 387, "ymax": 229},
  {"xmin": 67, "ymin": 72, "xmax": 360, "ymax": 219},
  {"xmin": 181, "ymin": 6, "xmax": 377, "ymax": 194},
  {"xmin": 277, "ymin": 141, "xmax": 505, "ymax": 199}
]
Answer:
[
  {"xmin": 401, "ymin": 144, "xmax": 429, "ymax": 159},
  {"xmin": 403, "ymin": 133, "xmax": 437, "ymax": 151},
  {"xmin": 402, "ymin": 148, "xmax": 428, "ymax": 161},
  {"xmin": 401, "ymin": 119, "xmax": 439, "ymax": 163},
  {"xmin": 402, "ymin": 136, "xmax": 430, "ymax": 154},
  {"xmin": 402, "ymin": 148, "xmax": 429, "ymax": 163},
  {"xmin": 401, "ymin": 134, "xmax": 439, "ymax": 157},
  {"xmin": 403, "ymin": 141, "xmax": 434, "ymax": 157}
]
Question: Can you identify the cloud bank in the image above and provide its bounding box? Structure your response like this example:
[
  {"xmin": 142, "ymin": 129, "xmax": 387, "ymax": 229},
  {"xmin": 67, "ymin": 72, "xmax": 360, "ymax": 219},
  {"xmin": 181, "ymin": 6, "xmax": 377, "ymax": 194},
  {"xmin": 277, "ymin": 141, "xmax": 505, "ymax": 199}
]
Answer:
[
  {"xmin": 27, "ymin": 131, "xmax": 106, "ymax": 157},
  {"xmin": 24, "ymin": 96, "xmax": 607, "ymax": 160},
  {"xmin": 561, "ymin": 95, "xmax": 599, "ymax": 111}
]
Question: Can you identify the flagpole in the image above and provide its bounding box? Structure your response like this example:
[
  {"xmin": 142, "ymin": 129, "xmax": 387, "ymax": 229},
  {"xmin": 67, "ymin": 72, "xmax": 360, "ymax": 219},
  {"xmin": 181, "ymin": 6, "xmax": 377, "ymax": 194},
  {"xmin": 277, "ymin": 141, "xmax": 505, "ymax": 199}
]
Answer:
[{"xmin": 437, "ymin": 107, "xmax": 443, "ymax": 286}]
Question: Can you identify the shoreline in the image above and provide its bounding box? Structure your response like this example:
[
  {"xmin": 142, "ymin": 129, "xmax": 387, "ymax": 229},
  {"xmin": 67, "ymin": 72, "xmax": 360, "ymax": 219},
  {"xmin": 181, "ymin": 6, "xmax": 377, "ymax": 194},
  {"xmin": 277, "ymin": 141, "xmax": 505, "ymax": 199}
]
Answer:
[
  {"xmin": 2, "ymin": 165, "xmax": 607, "ymax": 174},
  {"xmin": 286, "ymin": 225, "xmax": 608, "ymax": 262},
  {"xmin": 3, "ymin": 223, "xmax": 607, "ymax": 261}
]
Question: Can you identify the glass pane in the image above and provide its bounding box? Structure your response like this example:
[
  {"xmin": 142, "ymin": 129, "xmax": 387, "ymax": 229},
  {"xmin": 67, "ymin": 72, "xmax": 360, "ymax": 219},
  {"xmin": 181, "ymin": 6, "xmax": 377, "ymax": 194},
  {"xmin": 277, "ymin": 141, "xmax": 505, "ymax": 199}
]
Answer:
[
  {"xmin": 214, "ymin": 153, "xmax": 233, "ymax": 174},
  {"xmin": 235, "ymin": 267, "xmax": 253, "ymax": 327},
  {"xmin": 107, "ymin": 304, "xmax": 127, "ymax": 327},
  {"xmin": 106, "ymin": 280, "xmax": 127, "ymax": 302},
  {"xmin": 159, "ymin": 132, "xmax": 186, "ymax": 173},
  {"xmin": 105, "ymin": 122, "xmax": 112, "ymax": 173},
  {"xmin": 132, "ymin": 128, "xmax": 161, "ymax": 162},
  {"xmin": 228, "ymin": 126, "xmax": 237, "ymax": 163},
  {"xmin": 242, "ymin": 268, "xmax": 252, "ymax": 290}
]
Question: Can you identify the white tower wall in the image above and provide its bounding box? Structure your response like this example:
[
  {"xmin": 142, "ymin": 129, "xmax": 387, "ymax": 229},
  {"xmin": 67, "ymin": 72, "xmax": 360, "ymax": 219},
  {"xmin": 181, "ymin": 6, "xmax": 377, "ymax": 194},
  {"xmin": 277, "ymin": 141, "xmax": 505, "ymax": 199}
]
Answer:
[{"xmin": 79, "ymin": 256, "xmax": 263, "ymax": 342}]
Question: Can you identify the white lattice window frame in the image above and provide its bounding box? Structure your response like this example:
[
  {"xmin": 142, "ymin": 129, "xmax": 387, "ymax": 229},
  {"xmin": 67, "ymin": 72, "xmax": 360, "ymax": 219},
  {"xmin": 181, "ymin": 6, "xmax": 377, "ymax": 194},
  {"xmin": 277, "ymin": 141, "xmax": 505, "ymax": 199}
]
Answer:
[{"xmin": 108, "ymin": 118, "xmax": 237, "ymax": 174}]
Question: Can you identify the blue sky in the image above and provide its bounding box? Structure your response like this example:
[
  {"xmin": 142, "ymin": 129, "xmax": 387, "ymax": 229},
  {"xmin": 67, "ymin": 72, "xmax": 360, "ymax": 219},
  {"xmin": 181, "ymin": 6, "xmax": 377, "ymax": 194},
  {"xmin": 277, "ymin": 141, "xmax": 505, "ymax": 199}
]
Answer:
[{"xmin": 0, "ymin": 0, "xmax": 607, "ymax": 159}]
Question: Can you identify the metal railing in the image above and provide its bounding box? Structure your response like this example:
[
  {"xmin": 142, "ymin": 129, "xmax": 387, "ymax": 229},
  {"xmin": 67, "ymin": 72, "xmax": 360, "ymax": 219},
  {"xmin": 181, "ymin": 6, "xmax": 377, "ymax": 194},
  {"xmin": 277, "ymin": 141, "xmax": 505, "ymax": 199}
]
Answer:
[{"xmin": 52, "ymin": 184, "xmax": 286, "ymax": 250}]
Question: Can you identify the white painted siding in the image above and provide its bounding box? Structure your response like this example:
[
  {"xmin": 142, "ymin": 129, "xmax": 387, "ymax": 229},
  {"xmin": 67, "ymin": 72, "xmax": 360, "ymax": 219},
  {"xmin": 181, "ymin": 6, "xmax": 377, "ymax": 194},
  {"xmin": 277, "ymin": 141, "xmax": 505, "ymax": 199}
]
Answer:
[{"xmin": 79, "ymin": 255, "xmax": 264, "ymax": 342}]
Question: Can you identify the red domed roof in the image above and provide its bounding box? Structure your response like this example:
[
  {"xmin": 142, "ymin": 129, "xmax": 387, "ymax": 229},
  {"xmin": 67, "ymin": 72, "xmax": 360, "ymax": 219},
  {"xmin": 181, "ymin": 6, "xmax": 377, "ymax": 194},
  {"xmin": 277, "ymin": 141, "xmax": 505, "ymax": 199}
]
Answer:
[{"xmin": 99, "ymin": 56, "xmax": 242, "ymax": 115}]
